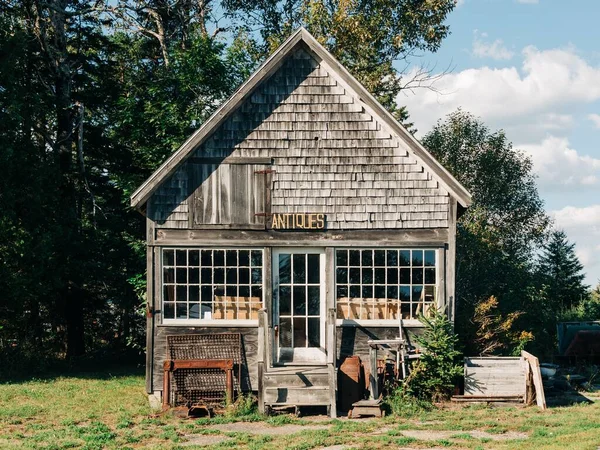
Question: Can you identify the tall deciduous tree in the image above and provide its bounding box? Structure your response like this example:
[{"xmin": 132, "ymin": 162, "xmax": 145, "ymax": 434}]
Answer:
[
  {"xmin": 222, "ymin": 0, "xmax": 456, "ymax": 125},
  {"xmin": 538, "ymin": 230, "xmax": 588, "ymax": 311},
  {"xmin": 422, "ymin": 110, "xmax": 551, "ymax": 354}
]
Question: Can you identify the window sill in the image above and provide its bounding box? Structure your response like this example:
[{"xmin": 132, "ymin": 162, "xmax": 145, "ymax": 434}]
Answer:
[
  {"xmin": 336, "ymin": 319, "xmax": 424, "ymax": 327},
  {"xmin": 159, "ymin": 320, "xmax": 259, "ymax": 327}
]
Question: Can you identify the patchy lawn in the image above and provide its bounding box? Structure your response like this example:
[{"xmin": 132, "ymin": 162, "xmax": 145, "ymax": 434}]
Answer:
[{"xmin": 1, "ymin": 369, "xmax": 599, "ymax": 449}]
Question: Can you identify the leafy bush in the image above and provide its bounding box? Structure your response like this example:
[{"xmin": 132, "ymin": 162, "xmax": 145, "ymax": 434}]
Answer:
[
  {"xmin": 473, "ymin": 296, "xmax": 533, "ymax": 356},
  {"xmin": 224, "ymin": 393, "xmax": 258, "ymax": 418},
  {"xmin": 385, "ymin": 386, "xmax": 432, "ymax": 416},
  {"xmin": 403, "ymin": 308, "xmax": 463, "ymax": 402}
]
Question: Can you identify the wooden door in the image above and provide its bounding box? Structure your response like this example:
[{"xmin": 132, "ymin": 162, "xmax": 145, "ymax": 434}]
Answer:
[{"xmin": 272, "ymin": 248, "xmax": 326, "ymax": 364}]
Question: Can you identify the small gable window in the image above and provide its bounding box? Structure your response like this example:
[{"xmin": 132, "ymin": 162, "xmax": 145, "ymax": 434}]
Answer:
[
  {"xmin": 162, "ymin": 248, "xmax": 263, "ymax": 322},
  {"xmin": 335, "ymin": 248, "xmax": 437, "ymax": 322}
]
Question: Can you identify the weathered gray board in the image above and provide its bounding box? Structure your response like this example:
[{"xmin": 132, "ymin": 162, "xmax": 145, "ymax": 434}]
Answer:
[
  {"xmin": 522, "ymin": 351, "xmax": 546, "ymax": 409},
  {"xmin": 464, "ymin": 357, "xmax": 526, "ymax": 398}
]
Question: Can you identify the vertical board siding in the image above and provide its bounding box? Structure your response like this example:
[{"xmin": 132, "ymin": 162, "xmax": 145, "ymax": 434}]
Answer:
[
  {"xmin": 336, "ymin": 326, "xmax": 424, "ymax": 365},
  {"xmin": 148, "ymin": 46, "xmax": 450, "ymax": 230}
]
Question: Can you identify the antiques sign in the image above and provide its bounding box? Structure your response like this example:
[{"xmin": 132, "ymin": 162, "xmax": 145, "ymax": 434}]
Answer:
[{"xmin": 270, "ymin": 213, "xmax": 326, "ymax": 230}]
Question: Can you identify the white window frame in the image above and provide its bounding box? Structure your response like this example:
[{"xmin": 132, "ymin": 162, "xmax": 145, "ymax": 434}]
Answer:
[
  {"xmin": 334, "ymin": 247, "xmax": 442, "ymax": 327},
  {"xmin": 160, "ymin": 247, "xmax": 264, "ymax": 327}
]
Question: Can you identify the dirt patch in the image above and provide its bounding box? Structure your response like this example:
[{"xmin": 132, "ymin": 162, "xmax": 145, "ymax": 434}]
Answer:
[
  {"xmin": 317, "ymin": 446, "xmax": 348, "ymax": 450},
  {"xmin": 401, "ymin": 429, "xmax": 528, "ymax": 441},
  {"xmin": 469, "ymin": 430, "xmax": 528, "ymax": 441},
  {"xmin": 181, "ymin": 434, "xmax": 231, "ymax": 447},
  {"xmin": 211, "ymin": 422, "xmax": 330, "ymax": 436}
]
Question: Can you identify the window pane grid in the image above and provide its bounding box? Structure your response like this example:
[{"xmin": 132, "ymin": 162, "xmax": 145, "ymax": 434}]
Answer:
[
  {"xmin": 336, "ymin": 249, "xmax": 436, "ymax": 321},
  {"xmin": 278, "ymin": 253, "xmax": 321, "ymax": 348},
  {"xmin": 162, "ymin": 248, "xmax": 263, "ymax": 321}
]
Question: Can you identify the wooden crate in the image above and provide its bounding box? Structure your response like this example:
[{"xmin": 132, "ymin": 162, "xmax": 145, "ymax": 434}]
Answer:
[{"xmin": 464, "ymin": 357, "xmax": 526, "ymax": 398}]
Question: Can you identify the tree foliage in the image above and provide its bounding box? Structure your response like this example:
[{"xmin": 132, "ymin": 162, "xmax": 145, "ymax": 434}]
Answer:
[
  {"xmin": 422, "ymin": 110, "xmax": 553, "ymax": 355},
  {"xmin": 0, "ymin": 0, "xmax": 459, "ymax": 369},
  {"xmin": 537, "ymin": 230, "xmax": 588, "ymax": 311},
  {"xmin": 222, "ymin": 0, "xmax": 457, "ymax": 125}
]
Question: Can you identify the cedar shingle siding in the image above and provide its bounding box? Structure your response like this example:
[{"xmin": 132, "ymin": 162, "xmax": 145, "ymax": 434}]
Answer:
[{"xmin": 147, "ymin": 47, "xmax": 449, "ymax": 230}]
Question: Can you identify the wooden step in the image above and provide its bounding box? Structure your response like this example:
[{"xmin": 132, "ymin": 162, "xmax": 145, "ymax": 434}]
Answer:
[
  {"xmin": 264, "ymin": 386, "xmax": 330, "ymax": 405},
  {"xmin": 264, "ymin": 367, "xmax": 330, "ymax": 390}
]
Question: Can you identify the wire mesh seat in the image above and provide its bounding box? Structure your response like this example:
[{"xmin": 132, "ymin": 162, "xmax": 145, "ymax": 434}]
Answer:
[{"xmin": 165, "ymin": 334, "xmax": 245, "ymax": 408}]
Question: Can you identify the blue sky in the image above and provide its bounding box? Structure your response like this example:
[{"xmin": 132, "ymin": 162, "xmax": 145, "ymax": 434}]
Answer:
[{"xmin": 399, "ymin": 0, "xmax": 600, "ymax": 286}]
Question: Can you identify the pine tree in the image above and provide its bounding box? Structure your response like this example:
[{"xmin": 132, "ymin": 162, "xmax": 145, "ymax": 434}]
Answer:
[{"xmin": 538, "ymin": 230, "xmax": 588, "ymax": 310}]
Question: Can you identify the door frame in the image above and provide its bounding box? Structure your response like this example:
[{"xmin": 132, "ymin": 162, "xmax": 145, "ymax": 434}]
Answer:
[{"xmin": 272, "ymin": 247, "xmax": 327, "ymax": 365}]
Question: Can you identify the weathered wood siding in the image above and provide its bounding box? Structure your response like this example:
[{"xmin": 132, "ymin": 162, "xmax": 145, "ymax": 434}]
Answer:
[
  {"xmin": 148, "ymin": 46, "xmax": 450, "ymax": 230},
  {"xmin": 153, "ymin": 326, "xmax": 258, "ymax": 393},
  {"xmin": 336, "ymin": 326, "xmax": 424, "ymax": 363}
]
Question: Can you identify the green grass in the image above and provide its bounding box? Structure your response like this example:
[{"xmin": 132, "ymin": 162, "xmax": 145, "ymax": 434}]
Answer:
[{"xmin": 0, "ymin": 370, "xmax": 599, "ymax": 449}]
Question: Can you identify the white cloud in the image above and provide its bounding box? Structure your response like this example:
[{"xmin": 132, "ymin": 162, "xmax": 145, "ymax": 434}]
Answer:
[
  {"xmin": 552, "ymin": 205, "xmax": 600, "ymax": 284},
  {"xmin": 519, "ymin": 136, "xmax": 600, "ymax": 190},
  {"xmin": 472, "ymin": 32, "xmax": 514, "ymax": 60},
  {"xmin": 588, "ymin": 113, "xmax": 600, "ymax": 128},
  {"xmin": 401, "ymin": 45, "xmax": 600, "ymax": 139}
]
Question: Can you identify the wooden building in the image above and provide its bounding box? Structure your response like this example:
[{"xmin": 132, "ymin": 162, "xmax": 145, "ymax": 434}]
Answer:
[{"xmin": 131, "ymin": 28, "xmax": 471, "ymax": 417}]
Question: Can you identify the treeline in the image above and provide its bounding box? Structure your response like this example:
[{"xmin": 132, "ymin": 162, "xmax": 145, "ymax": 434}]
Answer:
[
  {"xmin": 0, "ymin": 1, "xmax": 595, "ymax": 373},
  {"xmin": 423, "ymin": 111, "xmax": 597, "ymax": 357},
  {"xmin": 0, "ymin": 0, "xmax": 456, "ymax": 369}
]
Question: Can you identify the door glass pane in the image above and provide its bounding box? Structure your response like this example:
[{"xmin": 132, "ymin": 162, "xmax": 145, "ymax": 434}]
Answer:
[
  {"xmin": 280, "ymin": 318, "xmax": 292, "ymax": 347},
  {"xmin": 293, "ymin": 317, "xmax": 307, "ymax": 347},
  {"xmin": 308, "ymin": 286, "xmax": 320, "ymax": 315},
  {"xmin": 293, "ymin": 254, "xmax": 306, "ymax": 283},
  {"xmin": 293, "ymin": 286, "xmax": 306, "ymax": 315},
  {"xmin": 307, "ymin": 254, "xmax": 320, "ymax": 283},
  {"xmin": 308, "ymin": 318, "xmax": 320, "ymax": 347},
  {"xmin": 279, "ymin": 286, "xmax": 291, "ymax": 315},
  {"xmin": 279, "ymin": 254, "xmax": 291, "ymax": 284}
]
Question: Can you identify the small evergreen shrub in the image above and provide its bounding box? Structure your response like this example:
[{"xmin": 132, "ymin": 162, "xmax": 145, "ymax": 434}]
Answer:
[{"xmin": 403, "ymin": 308, "xmax": 463, "ymax": 402}]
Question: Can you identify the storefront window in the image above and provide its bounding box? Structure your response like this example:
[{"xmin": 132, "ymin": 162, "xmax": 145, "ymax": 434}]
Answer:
[
  {"xmin": 162, "ymin": 248, "xmax": 263, "ymax": 321},
  {"xmin": 335, "ymin": 249, "xmax": 437, "ymax": 321}
]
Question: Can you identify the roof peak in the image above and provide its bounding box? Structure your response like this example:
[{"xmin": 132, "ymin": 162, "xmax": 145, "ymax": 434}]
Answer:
[{"xmin": 130, "ymin": 27, "xmax": 471, "ymax": 209}]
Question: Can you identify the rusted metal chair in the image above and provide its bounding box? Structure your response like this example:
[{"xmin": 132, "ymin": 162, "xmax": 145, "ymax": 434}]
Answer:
[{"xmin": 163, "ymin": 334, "xmax": 245, "ymax": 414}]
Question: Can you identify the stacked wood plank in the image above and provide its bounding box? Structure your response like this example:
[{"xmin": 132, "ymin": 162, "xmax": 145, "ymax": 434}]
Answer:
[
  {"xmin": 148, "ymin": 46, "xmax": 450, "ymax": 230},
  {"xmin": 462, "ymin": 357, "xmax": 526, "ymax": 401}
]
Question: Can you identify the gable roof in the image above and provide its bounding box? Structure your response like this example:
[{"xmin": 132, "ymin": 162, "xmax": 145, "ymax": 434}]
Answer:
[{"xmin": 130, "ymin": 27, "xmax": 471, "ymax": 210}]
